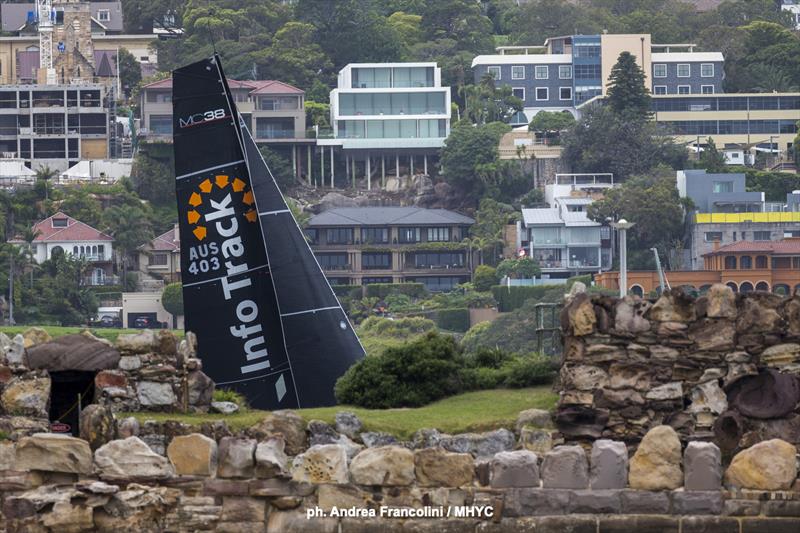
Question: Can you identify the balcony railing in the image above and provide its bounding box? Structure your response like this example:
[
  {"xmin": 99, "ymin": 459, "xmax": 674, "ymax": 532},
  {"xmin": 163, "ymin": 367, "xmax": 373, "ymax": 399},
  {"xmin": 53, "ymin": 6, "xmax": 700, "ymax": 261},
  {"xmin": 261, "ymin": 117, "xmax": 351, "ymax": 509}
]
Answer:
[
  {"xmin": 321, "ymin": 264, "xmax": 352, "ymax": 271},
  {"xmin": 404, "ymin": 263, "xmax": 467, "ymax": 270},
  {"xmin": 255, "ymin": 129, "xmax": 295, "ymax": 139},
  {"xmin": 83, "ymin": 275, "xmax": 119, "ymax": 286}
]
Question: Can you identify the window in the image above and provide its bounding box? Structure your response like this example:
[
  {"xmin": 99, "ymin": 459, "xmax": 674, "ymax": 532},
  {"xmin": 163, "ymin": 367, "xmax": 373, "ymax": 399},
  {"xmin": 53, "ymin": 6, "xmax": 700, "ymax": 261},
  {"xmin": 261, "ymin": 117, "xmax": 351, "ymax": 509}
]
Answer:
[
  {"xmin": 305, "ymin": 228, "xmax": 318, "ymax": 244},
  {"xmin": 653, "ymin": 64, "xmax": 667, "ymax": 78},
  {"xmin": 487, "ymin": 66, "xmax": 501, "ymax": 80},
  {"xmin": 559, "ymin": 65, "xmax": 572, "ymax": 79},
  {"xmin": 653, "ymin": 86, "xmax": 667, "ymax": 95},
  {"xmin": 701, "ymin": 63, "xmax": 714, "ymax": 77},
  {"xmin": 678, "ymin": 86, "xmax": 690, "ymax": 95},
  {"xmin": 426, "ymin": 227, "xmax": 450, "ymax": 242},
  {"xmin": 756, "ymin": 255, "xmax": 768, "ymax": 268},
  {"xmin": 150, "ymin": 253, "xmax": 168, "ymax": 266},
  {"xmin": 534, "ymin": 66, "xmax": 549, "ymax": 79},
  {"xmin": 559, "ymin": 87, "xmax": 572, "ymax": 101},
  {"xmin": 724, "ymin": 256, "xmax": 737, "ymax": 269},
  {"xmin": 512, "ymin": 88, "xmax": 525, "ymax": 101},
  {"xmin": 701, "ymin": 85, "xmax": 714, "ymax": 94},
  {"xmin": 52, "ymin": 217, "xmax": 68, "ymax": 228},
  {"xmin": 326, "ymin": 228, "xmax": 353, "ymax": 244},
  {"xmin": 511, "ymin": 66, "xmax": 525, "ymax": 80},
  {"xmin": 413, "ymin": 252, "xmax": 464, "ymax": 268},
  {"xmin": 361, "ymin": 227, "xmax": 388, "ymax": 244},
  {"xmin": 754, "ymin": 231, "xmax": 771, "ymax": 241},
  {"xmin": 535, "ymin": 87, "xmax": 549, "ymax": 101},
  {"xmin": 574, "ymin": 64, "xmax": 601, "ymax": 79},
  {"xmin": 574, "ymin": 45, "xmax": 600, "ymax": 58},
  {"xmin": 362, "ymin": 252, "xmax": 391, "ymax": 270},
  {"xmin": 398, "ymin": 227, "xmax": 420, "ymax": 243},
  {"xmin": 713, "ymin": 181, "xmax": 733, "ymax": 193},
  {"xmin": 704, "ymin": 231, "xmax": 722, "ymax": 242},
  {"xmin": 150, "ymin": 115, "xmax": 172, "ymax": 135},
  {"xmin": 677, "ymin": 64, "xmax": 691, "ymax": 77},
  {"xmin": 740, "ymin": 256, "xmax": 752, "ymax": 269},
  {"xmin": 362, "ymin": 277, "xmax": 392, "ymax": 285},
  {"xmin": 97, "ymin": 9, "xmax": 110, "ymax": 22},
  {"xmin": 784, "ymin": 230, "xmax": 800, "ymax": 238},
  {"xmin": 318, "ymin": 253, "xmax": 348, "ymax": 270},
  {"xmin": 410, "ymin": 276, "xmax": 465, "ymax": 292},
  {"xmin": 600, "ymin": 226, "xmax": 611, "ymax": 239}
]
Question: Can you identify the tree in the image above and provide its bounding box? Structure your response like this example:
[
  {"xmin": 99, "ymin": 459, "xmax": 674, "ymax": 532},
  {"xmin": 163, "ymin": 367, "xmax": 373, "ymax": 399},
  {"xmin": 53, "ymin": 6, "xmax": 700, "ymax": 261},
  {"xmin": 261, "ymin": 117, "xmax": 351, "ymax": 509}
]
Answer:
[
  {"xmin": 253, "ymin": 22, "xmax": 333, "ymax": 91},
  {"xmin": 587, "ymin": 167, "xmax": 691, "ymax": 269},
  {"xmin": 122, "ymin": 0, "xmax": 185, "ymax": 34},
  {"xmin": 698, "ymin": 137, "xmax": 727, "ymax": 173},
  {"xmin": 528, "ymin": 111, "xmax": 576, "ymax": 144},
  {"xmin": 473, "ymin": 265, "xmax": 499, "ymax": 292},
  {"xmin": 131, "ymin": 149, "xmax": 175, "ymax": 207},
  {"xmin": 35, "ymin": 165, "xmax": 57, "ymax": 202},
  {"xmin": 59, "ymin": 188, "xmax": 103, "ymax": 229},
  {"xmin": 259, "ymin": 146, "xmax": 295, "ymax": 190},
  {"xmin": 496, "ymin": 257, "xmax": 540, "ymax": 279},
  {"xmin": 305, "ymin": 101, "xmax": 331, "ymax": 129},
  {"xmin": 161, "ymin": 282, "xmax": 183, "ymax": 328},
  {"xmin": 116, "ymin": 48, "xmax": 141, "ymax": 99},
  {"xmin": 606, "ymin": 51, "xmax": 651, "ymax": 120},
  {"xmin": 461, "ymin": 73, "xmax": 523, "ymax": 125},
  {"xmin": 419, "ymin": 0, "xmax": 494, "ymax": 55},
  {"xmin": 104, "ymin": 205, "xmax": 153, "ymax": 288},
  {"xmin": 467, "ymin": 198, "xmax": 519, "ymax": 265},
  {"xmin": 387, "ymin": 11, "xmax": 424, "ymax": 56}
]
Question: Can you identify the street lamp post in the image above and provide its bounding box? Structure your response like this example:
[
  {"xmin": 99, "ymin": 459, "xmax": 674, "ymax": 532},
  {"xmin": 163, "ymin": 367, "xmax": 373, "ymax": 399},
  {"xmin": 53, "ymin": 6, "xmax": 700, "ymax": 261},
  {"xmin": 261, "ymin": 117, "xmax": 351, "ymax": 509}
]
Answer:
[{"xmin": 611, "ymin": 219, "xmax": 635, "ymax": 298}]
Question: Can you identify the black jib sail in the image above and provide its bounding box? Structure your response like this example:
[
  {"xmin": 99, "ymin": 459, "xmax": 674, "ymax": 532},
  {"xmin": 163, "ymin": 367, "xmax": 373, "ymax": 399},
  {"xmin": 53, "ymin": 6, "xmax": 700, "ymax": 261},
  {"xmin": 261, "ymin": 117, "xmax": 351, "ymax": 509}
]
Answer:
[{"xmin": 173, "ymin": 55, "xmax": 365, "ymax": 409}]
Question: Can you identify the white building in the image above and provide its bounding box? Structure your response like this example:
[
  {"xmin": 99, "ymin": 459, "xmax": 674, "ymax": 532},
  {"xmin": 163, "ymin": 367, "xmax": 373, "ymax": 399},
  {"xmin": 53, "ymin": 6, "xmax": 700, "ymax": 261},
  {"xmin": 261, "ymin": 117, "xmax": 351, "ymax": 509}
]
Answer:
[
  {"xmin": 782, "ymin": 1, "xmax": 800, "ymax": 30},
  {"xmin": 318, "ymin": 62, "xmax": 451, "ymax": 189}
]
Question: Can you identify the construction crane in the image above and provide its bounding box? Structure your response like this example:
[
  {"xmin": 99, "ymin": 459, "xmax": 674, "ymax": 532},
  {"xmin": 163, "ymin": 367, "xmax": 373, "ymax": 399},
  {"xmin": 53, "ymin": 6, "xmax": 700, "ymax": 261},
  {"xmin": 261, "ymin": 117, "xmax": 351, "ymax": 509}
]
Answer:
[{"xmin": 36, "ymin": 0, "xmax": 56, "ymax": 84}]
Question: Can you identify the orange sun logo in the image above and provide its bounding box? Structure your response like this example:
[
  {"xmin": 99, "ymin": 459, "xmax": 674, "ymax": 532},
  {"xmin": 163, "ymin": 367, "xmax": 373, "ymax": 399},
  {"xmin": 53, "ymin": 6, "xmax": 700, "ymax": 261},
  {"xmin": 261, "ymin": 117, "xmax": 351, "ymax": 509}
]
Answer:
[{"xmin": 187, "ymin": 174, "xmax": 256, "ymax": 241}]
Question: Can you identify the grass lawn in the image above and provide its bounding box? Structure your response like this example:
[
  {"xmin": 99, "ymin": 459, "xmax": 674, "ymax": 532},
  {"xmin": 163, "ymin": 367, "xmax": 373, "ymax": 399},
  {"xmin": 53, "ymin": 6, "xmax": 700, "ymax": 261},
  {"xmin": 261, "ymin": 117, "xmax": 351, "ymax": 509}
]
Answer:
[
  {"xmin": 122, "ymin": 386, "xmax": 557, "ymax": 439},
  {"xmin": 0, "ymin": 326, "xmax": 184, "ymax": 344}
]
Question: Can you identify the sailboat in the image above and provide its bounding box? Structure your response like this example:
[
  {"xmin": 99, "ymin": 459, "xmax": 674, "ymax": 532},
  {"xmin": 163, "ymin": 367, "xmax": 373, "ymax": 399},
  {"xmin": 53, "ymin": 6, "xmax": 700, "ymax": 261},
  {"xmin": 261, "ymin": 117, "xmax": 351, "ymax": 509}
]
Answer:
[{"xmin": 172, "ymin": 55, "xmax": 365, "ymax": 410}]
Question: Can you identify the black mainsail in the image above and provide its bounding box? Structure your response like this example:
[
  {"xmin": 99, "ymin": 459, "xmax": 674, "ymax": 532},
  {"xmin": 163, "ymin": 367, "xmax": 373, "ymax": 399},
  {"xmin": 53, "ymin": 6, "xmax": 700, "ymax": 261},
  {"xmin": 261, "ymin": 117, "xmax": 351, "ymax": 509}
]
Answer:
[{"xmin": 173, "ymin": 55, "xmax": 365, "ymax": 409}]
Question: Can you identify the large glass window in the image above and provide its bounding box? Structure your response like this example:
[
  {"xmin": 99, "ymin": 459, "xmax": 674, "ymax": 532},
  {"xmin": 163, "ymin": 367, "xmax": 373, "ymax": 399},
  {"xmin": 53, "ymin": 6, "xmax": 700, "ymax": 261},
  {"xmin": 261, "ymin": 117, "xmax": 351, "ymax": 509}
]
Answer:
[
  {"xmin": 654, "ymin": 86, "xmax": 667, "ymax": 95},
  {"xmin": 426, "ymin": 227, "xmax": 450, "ymax": 242},
  {"xmin": 361, "ymin": 227, "xmax": 389, "ymax": 244},
  {"xmin": 413, "ymin": 252, "xmax": 464, "ymax": 268},
  {"xmin": 398, "ymin": 227, "xmax": 420, "ymax": 243},
  {"xmin": 653, "ymin": 64, "xmax": 667, "ymax": 78},
  {"xmin": 410, "ymin": 276, "xmax": 465, "ymax": 292},
  {"xmin": 535, "ymin": 87, "xmax": 549, "ymax": 101},
  {"xmin": 362, "ymin": 252, "xmax": 391, "ymax": 270},
  {"xmin": 713, "ymin": 181, "xmax": 733, "ymax": 193},
  {"xmin": 559, "ymin": 87, "xmax": 572, "ymax": 101},
  {"xmin": 533, "ymin": 248, "xmax": 563, "ymax": 269},
  {"xmin": 568, "ymin": 247, "xmax": 600, "ymax": 268},
  {"xmin": 326, "ymin": 228, "xmax": 353, "ymax": 244},
  {"xmin": 574, "ymin": 45, "xmax": 600, "ymax": 58},
  {"xmin": 339, "ymin": 92, "xmax": 446, "ymax": 116},
  {"xmin": 150, "ymin": 115, "xmax": 172, "ymax": 134},
  {"xmin": 574, "ymin": 64, "xmax": 601, "ymax": 79},
  {"xmin": 704, "ymin": 231, "xmax": 722, "ymax": 242},
  {"xmin": 318, "ymin": 253, "xmax": 349, "ymax": 270},
  {"xmin": 754, "ymin": 231, "xmax": 771, "ymax": 241},
  {"xmin": 678, "ymin": 86, "xmax": 690, "ymax": 95},
  {"xmin": 512, "ymin": 88, "xmax": 525, "ymax": 101},
  {"xmin": 362, "ymin": 277, "xmax": 393, "ymax": 284},
  {"xmin": 531, "ymin": 226, "xmax": 562, "ymax": 245},
  {"xmin": 567, "ymin": 227, "xmax": 600, "ymax": 244}
]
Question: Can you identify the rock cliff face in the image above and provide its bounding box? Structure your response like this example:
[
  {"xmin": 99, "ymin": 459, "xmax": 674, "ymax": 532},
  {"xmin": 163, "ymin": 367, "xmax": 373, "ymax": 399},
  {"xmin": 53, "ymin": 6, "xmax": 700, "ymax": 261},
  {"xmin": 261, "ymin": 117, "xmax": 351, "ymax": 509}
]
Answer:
[{"xmin": 557, "ymin": 286, "xmax": 800, "ymax": 452}]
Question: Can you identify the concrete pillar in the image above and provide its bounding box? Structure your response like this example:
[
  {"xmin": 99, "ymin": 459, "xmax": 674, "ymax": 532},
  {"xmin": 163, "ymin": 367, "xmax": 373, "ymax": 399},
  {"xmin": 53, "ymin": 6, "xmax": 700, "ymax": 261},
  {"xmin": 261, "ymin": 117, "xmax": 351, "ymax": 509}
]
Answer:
[
  {"xmin": 291, "ymin": 146, "xmax": 297, "ymax": 179},
  {"xmin": 345, "ymin": 154, "xmax": 349, "ymax": 179},
  {"xmin": 381, "ymin": 156, "xmax": 385, "ymax": 188},
  {"xmin": 352, "ymin": 155, "xmax": 356, "ymax": 188},
  {"xmin": 330, "ymin": 146, "xmax": 335, "ymax": 188},
  {"xmin": 424, "ymin": 154, "xmax": 428, "ymax": 175},
  {"xmin": 307, "ymin": 146, "xmax": 312, "ymax": 186},
  {"xmin": 410, "ymin": 155, "xmax": 414, "ymax": 176},
  {"xmin": 319, "ymin": 146, "xmax": 324, "ymax": 188},
  {"xmin": 395, "ymin": 153, "xmax": 400, "ymax": 179},
  {"xmin": 366, "ymin": 153, "xmax": 371, "ymax": 190}
]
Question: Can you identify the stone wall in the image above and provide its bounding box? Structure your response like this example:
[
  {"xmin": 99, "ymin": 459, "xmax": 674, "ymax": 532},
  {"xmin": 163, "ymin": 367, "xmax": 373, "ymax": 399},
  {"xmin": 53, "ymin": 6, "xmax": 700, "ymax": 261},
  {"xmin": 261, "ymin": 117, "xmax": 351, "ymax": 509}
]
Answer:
[
  {"xmin": 557, "ymin": 285, "xmax": 800, "ymax": 454},
  {"xmin": 0, "ymin": 410, "xmax": 797, "ymax": 532}
]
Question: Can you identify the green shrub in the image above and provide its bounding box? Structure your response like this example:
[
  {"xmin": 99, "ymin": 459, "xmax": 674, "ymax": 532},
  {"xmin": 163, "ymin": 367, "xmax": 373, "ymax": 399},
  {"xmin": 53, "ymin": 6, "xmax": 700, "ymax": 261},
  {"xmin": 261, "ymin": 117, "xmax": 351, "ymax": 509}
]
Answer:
[
  {"xmin": 491, "ymin": 285, "xmax": 560, "ymax": 311},
  {"xmin": 498, "ymin": 355, "xmax": 556, "ymax": 388},
  {"xmin": 358, "ymin": 316, "xmax": 436, "ymax": 338},
  {"xmin": 212, "ymin": 388, "xmax": 249, "ymax": 410},
  {"xmin": 435, "ymin": 308, "xmax": 470, "ymax": 332},
  {"xmin": 473, "ymin": 265, "xmax": 499, "ymax": 292},
  {"xmin": 335, "ymin": 332, "xmax": 463, "ymax": 408},
  {"xmin": 331, "ymin": 284, "xmax": 361, "ymax": 299},
  {"xmin": 458, "ymin": 366, "xmax": 502, "ymax": 390},
  {"xmin": 365, "ymin": 283, "xmax": 426, "ymax": 299},
  {"xmin": 468, "ymin": 347, "xmax": 512, "ymax": 369},
  {"xmin": 462, "ymin": 298, "xmax": 561, "ymax": 355}
]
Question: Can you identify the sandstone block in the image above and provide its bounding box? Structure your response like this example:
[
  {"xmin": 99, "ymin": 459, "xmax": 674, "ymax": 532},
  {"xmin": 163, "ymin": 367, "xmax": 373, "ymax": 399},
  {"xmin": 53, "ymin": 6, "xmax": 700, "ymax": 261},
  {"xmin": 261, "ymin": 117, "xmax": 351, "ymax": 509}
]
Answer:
[
  {"xmin": 217, "ymin": 437, "xmax": 256, "ymax": 479},
  {"xmin": 79, "ymin": 404, "xmax": 115, "ymax": 450},
  {"xmin": 515, "ymin": 408, "xmax": 553, "ymax": 431},
  {"xmin": 414, "ymin": 447, "xmax": 474, "ymax": 487},
  {"xmin": 519, "ymin": 427, "xmax": 554, "ymax": 455},
  {"xmin": 490, "ymin": 450, "xmax": 539, "ymax": 488},
  {"xmin": 684, "ymin": 441, "xmax": 722, "ymax": 491},
  {"xmin": 645, "ymin": 382, "xmax": 683, "ymax": 401},
  {"xmin": 569, "ymin": 489, "xmax": 621, "ymax": 514},
  {"xmin": 211, "ymin": 401, "xmax": 239, "ymax": 415},
  {"xmin": 255, "ymin": 436, "xmax": 289, "ymax": 478},
  {"xmin": 136, "ymin": 381, "xmax": 177, "ymax": 407},
  {"xmin": 22, "ymin": 327, "xmax": 51, "ymax": 348},
  {"xmin": 94, "ymin": 436, "xmax": 174, "ymax": 480},
  {"xmin": 17, "ymin": 433, "xmax": 92, "ymax": 474},
  {"xmin": 672, "ymin": 490, "xmax": 723, "ymax": 515},
  {"xmin": 689, "ymin": 381, "xmax": 728, "ymax": 415},
  {"xmin": 724, "ymin": 439, "xmax": 797, "ymax": 490},
  {"xmin": 359, "ymin": 431, "xmax": 399, "ymax": 448},
  {"xmin": 706, "ymin": 284, "xmax": 736, "ymax": 318},
  {"xmin": 590, "ymin": 439, "xmax": 628, "ymax": 489},
  {"xmin": 251, "ymin": 410, "xmax": 307, "ymax": 455},
  {"xmin": 291, "ymin": 444, "xmax": 349, "ymax": 484},
  {"xmin": 541, "ymin": 445, "xmax": 589, "ymax": 489},
  {"xmin": 619, "ymin": 489, "xmax": 670, "ymax": 514},
  {"xmin": 628, "ymin": 425, "xmax": 682, "ymax": 490},
  {"xmin": 1, "ymin": 376, "xmax": 50, "ymax": 417},
  {"xmin": 115, "ymin": 329, "xmax": 157, "ymax": 353},
  {"xmin": 167, "ymin": 433, "xmax": 217, "ymax": 476},
  {"xmin": 440, "ymin": 428, "xmax": 515, "ymax": 458},
  {"xmin": 349, "ymin": 445, "xmax": 415, "ymax": 486},
  {"xmin": 220, "ymin": 496, "xmax": 265, "ymax": 523},
  {"xmin": 0, "ymin": 441, "xmax": 15, "ymax": 470}
]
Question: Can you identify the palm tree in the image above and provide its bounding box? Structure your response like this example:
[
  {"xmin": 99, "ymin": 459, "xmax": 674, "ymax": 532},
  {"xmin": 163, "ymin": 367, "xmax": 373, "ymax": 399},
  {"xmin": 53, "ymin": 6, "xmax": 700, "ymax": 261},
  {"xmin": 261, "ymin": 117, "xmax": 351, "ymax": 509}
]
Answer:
[
  {"xmin": 35, "ymin": 165, "xmax": 58, "ymax": 202},
  {"xmin": 104, "ymin": 205, "xmax": 153, "ymax": 289}
]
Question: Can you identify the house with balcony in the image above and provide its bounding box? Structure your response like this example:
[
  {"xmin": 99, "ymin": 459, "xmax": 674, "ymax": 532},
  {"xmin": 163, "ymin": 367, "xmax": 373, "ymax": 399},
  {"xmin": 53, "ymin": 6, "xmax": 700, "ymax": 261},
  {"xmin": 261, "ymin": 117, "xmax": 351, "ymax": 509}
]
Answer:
[
  {"xmin": 317, "ymin": 63, "xmax": 451, "ymax": 189},
  {"xmin": 516, "ymin": 200, "xmax": 612, "ymax": 279},
  {"xmin": 679, "ymin": 169, "xmax": 800, "ymax": 268},
  {"xmin": 137, "ymin": 224, "xmax": 180, "ymax": 284},
  {"xmin": 307, "ymin": 207, "xmax": 474, "ymax": 292},
  {"xmin": 26, "ymin": 212, "xmax": 115, "ymax": 285}
]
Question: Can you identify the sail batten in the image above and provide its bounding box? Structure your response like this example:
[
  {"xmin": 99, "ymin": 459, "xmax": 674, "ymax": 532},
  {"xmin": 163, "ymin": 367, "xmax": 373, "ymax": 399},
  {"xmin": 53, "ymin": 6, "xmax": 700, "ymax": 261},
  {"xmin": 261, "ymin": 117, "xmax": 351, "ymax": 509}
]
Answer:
[{"xmin": 173, "ymin": 54, "xmax": 364, "ymax": 409}]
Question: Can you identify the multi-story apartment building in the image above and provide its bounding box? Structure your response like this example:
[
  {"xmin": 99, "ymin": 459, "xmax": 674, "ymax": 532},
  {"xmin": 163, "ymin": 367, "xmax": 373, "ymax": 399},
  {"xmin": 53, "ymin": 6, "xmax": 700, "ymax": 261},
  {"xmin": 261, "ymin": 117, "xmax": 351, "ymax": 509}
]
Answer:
[
  {"xmin": 516, "ymin": 199, "xmax": 612, "ymax": 279},
  {"xmin": 306, "ymin": 207, "xmax": 473, "ymax": 292},
  {"xmin": 139, "ymin": 77, "xmax": 313, "ymax": 178},
  {"xmin": 679, "ymin": 169, "xmax": 800, "ymax": 269},
  {"xmin": 318, "ymin": 63, "xmax": 451, "ymax": 189},
  {"xmin": 0, "ymin": 84, "xmax": 109, "ymax": 170},
  {"xmin": 472, "ymin": 34, "xmax": 723, "ymax": 124}
]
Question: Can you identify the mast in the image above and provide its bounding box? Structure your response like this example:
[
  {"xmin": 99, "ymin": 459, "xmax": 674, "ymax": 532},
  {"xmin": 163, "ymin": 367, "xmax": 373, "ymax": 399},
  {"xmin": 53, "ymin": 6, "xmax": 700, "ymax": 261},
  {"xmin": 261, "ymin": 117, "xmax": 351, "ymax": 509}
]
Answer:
[{"xmin": 173, "ymin": 55, "xmax": 364, "ymax": 409}]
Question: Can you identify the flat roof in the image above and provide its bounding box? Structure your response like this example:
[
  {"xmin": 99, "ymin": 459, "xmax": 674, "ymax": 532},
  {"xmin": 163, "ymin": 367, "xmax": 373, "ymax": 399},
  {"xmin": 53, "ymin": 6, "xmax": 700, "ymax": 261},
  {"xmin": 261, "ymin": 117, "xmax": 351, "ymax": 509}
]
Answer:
[
  {"xmin": 472, "ymin": 54, "xmax": 571, "ymax": 67},
  {"xmin": 652, "ymin": 52, "xmax": 724, "ymax": 62},
  {"xmin": 309, "ymin": 207, "xmax": 473, "ymax": 227}
]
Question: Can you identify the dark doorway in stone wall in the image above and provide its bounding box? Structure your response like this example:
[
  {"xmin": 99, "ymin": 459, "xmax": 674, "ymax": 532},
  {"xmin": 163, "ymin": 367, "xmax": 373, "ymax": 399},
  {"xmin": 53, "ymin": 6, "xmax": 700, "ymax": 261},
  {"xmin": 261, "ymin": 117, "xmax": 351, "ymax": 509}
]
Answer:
[{"xmin": 49, "ymin": 371, "xmax": 95, "ymax": 437}]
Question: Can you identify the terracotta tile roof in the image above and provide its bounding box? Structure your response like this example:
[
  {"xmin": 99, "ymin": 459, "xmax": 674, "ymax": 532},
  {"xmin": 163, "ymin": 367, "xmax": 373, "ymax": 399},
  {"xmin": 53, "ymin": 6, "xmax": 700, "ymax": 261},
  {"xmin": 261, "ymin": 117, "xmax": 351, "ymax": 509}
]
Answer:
[
  {"xmin": 32, "ymin": 212, "xmax": 113, "ymax": 243},
  {"xmin": 145, "ymin": 227, "xmax": 180, "ymax": 252},
  {"xmin": 704, "ymin": 239, "xmax": 800, "ymax": 256},
  {"xmin": 142, "ymin": 77, "xmax": 303, "ymax": 94}
]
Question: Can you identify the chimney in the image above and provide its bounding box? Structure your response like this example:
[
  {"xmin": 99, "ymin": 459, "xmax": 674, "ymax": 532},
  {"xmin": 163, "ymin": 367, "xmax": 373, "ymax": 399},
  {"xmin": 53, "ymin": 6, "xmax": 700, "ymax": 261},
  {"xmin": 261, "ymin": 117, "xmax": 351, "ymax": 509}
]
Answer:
[{"xmin": 713, "ymin": 240, "xmax": 720, "ymax": 251}]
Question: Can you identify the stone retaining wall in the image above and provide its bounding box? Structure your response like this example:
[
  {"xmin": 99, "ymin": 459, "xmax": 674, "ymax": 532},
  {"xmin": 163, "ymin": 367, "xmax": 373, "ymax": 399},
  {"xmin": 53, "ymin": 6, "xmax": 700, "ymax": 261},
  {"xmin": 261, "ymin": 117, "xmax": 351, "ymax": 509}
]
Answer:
[
  {"xmin": 557, "ymin": 285, "xmax": 800, "ymax": 453},
  {"xmin": 0, "ymin": 409, "xmax": 797, "ymax": 532}
]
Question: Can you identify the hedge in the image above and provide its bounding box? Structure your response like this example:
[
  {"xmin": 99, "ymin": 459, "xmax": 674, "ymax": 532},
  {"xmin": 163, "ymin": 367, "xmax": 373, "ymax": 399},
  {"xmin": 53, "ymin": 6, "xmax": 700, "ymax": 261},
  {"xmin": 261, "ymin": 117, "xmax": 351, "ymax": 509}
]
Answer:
[
  {"xmin": 365, "ymin": 283, "xmax": 426, "ymax": 299},
  {"xmin": 435, "ymin": 308, "xmax": 470, "ymax": 332},
  {"xmin": 491, "ymin": 285, "xmax": 561, "ymax": 312},
  {"xmin": 331, "ymin": 285, "xmax": 362, "ymax": 299}
]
